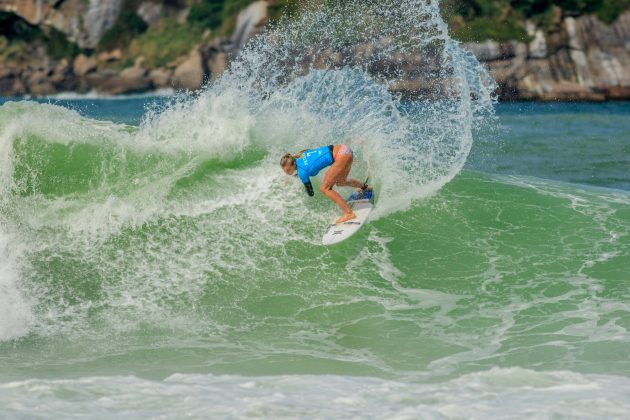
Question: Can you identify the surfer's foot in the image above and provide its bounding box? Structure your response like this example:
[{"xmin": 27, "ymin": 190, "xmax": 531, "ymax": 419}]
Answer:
[
  {"xmin": 336, "ymin": 212, "xmax": 356, "ymax": 224},
  {"xmin": 354, "ymin": 184, "xmax": 372, "ymax": 199}
]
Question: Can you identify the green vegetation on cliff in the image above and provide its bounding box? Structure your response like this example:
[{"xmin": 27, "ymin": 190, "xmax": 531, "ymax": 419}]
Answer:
[
  {"xmin": 125, "ymin": 0, "xmax": 298, "ymax": 68},
  {"xmin": 442, "ymin": 0, "xmax": 630, "ymax": 42},
  {"xmin": 187, "ymin": 0, "xmax": 262, "ymax": 29},
  {"xmin": 2, "ymin": 0, "xmax": 629, "ymax": 71},
  {"xmin": 596, "ymin": 0, "xmax": 630, "ymax": 23},
  {"xmin": 450, "ymin": 16, "xmax": 529, "ymax": 42},
  {"xmin": 510, "ymin": 0, "xmax": 630, "ymax": 22},
  {"xmin": 99, "ymin": 11, "xmax": 149, "ymax": 51},
  {"xmin": 129, "ymin": 19, "xmax": 203, "ymax": 68},
  {"xmin": 0, "ymin": 11, "xmax": 79, "ymax": 61},
  {"xmin": 46, "ymin": 28, "xmax": 80, "ymax": 60},
  {"xmin": 188, "ymin": 0, "xmax": 224, "ymax": 29},
  {"xmin": 183, "ymin": 0, "xmax": 628, "ymax": 44},
  {"xmin": 0, "ymin": 12, "xmax": 41, "ymax": 42}
]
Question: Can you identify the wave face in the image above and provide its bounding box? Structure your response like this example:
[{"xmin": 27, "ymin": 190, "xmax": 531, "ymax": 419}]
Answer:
[
  {"xmin": 1, "ymin": 1, "xmax": 629, "ymax": 418},
  {"xmin": 0, "ymin": 0, "xmax": 494, "ymax": 343}
]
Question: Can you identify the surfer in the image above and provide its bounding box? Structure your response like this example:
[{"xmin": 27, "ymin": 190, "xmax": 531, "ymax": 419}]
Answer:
[{"xmin": 280, "ymin": 145, "xmax": 369, "ymax": 223}]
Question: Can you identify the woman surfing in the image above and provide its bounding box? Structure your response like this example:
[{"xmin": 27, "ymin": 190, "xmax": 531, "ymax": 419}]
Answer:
[{"xmin": 280, "ymin": 144, "xmax": 370, "ymax": 223}]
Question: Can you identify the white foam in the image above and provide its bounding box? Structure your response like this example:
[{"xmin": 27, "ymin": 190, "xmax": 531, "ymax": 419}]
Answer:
[
  {"xmin": 48, "ymin": 88, "xmax": 175, "ymax": 100},
  {"xmin": 0, "ymin": 227, "xmax": 32, "ymax": 340},
  {"xmin": 1, "ymin": 369, "xmax": 629, "ymax": 418},
  {"xmin": 0, "ymin": 0, "xmax": 497, "ymax": 343}
]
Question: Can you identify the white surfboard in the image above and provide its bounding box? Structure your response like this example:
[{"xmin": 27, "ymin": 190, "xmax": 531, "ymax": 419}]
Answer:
[{"xmin": 322, "ymin": 190, "xmax": 374, "ymax": 245}]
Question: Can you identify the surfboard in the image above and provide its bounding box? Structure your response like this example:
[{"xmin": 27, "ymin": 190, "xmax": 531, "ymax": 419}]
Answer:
[{"xmin": 322, "ymin": 189, "xmax": 374, "ymax": 245}]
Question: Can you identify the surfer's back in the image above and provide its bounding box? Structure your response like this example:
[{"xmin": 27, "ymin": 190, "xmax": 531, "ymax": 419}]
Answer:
[{"xmin": 296, "ymin": 146, "xmax": 334, "ymax": 183}]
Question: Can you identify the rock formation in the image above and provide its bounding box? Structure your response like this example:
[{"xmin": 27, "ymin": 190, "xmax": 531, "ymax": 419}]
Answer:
[
  {"xmin": 73, "ymin": 54, "xmax": 98, "ymax": 77},
  {"xmin": 232, "ymin": 1, "xmax": 268, "ymax": 49},
  {"xmin": 463, "ymin": 12, "xmax": 630, "ymax": 101},
  {"xmin": 0, "ymin": 0, "xmax": 124, "ymax": 48},
  {"xmin": 0, "ymin": 0, "xmax": 629, "ymax": 100},
  {"xmin": 172, "ymin": 50, "xmax": 205, "ymax": 90}
]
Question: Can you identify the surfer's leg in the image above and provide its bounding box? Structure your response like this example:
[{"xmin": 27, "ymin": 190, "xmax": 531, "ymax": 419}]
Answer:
[
  {"xmin": 332, "ymin": 146, "xmax": 364, "ymax": 189},
  {"xmin": 322, "ymin": 155, "xmax": 356, "ymax": 223},
  {"xmin": 320, "ymin": 187, "xmax": 354, "ymax": 217},
  {"xmin": 335, "ymin": 171, "xmax": 364, "ymax": 189},
  {"xmin": 334, "ymin": 158, "xmax": 363, "ymax": 188}
]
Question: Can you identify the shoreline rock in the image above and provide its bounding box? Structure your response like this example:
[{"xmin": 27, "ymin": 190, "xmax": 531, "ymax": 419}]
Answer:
[
  {"xmin": 172, "ymin": 50, "xmax": 205, "ymax": 91},
  {"xmin": 1, "ymin": 3, "xmax": 630, "ymax": 101},
  {"xmin": 463, "ymin": 12, "xmax": 630, "ymax": 102}
]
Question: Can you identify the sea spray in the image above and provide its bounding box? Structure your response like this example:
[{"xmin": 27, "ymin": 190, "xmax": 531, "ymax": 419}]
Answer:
[
  {"xmin": 141, "ymin": 0, "xmax": 497, "ymax": 215},
  {"xmin": 0, "ymin": 0, "xmax": 496, "ymax": 350},
  {"xmin": 0, "ymin": 225, "xmax": 32, "ymax": 340}
]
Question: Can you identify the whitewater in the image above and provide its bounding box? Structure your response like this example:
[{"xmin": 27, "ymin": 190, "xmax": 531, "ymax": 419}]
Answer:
[{"xmin": 1, "ymin": 0, "xmax": 630, "ymax": 418}]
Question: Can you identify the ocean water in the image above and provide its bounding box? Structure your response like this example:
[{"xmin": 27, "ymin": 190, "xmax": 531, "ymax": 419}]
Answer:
[{"xmin": 1, "ymin": 1, "xmax": 630, "ymax": 418}]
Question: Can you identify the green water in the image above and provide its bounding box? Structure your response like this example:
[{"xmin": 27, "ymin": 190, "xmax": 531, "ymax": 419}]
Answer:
[
  {"xmin": 1, "ymin": 1, "xmax": 629, "ymax": 416},
  {"xmin": 0, "ymin": 99, "xmax": 629, "ymax": 419}
]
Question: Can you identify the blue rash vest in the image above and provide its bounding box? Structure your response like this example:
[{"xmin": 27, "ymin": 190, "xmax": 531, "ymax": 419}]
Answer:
[{"xmin": 296, "ymin": 145, "xmax": 334, "ymax": 185}]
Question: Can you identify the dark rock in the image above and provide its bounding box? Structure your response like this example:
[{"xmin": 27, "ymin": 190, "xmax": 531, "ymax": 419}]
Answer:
[
  {"xmin": 462, "ymin": 41, "xmax": 515, "ymax": 62},
  {"xmin": 232, "ymin": 1, "xmax": 268, "ymax": 49},
  {"xmin": 206, "ymin": 51, "xmax": 226, "ymax": 83},
  {"xmin": 468, "ymin": 11, "xmax": 630, "ymax": 101},
  {"xmin": 137, "ymin": 1, "xmax": 162, "ymax": 27},
  {"xmin": 149, "ymin": 69, "xmax": 171, "ymax": 88},
  {"xmin": 93, "ymin": 66, "xmax": 152, "ymax": 95},
  {"xmin": 28, "ymin": 81, "xmax": 56, "ymax": 96},
  {"xmin": 73, "ymin": 54, "xmax": 98, "ymax": 77},
  {"xmin": 172, "ymin": 50, "xmax": 205, "ymax": 90},
  {"xmin": 26, "ymin": 68, "xmax": 57, "ymax": 96},
  {"xmin": 0, "ymin": 73, "xmax": 26, "ymax": 97},
  {"xmin": 98, "ymin": 50, "xmax": 123, "ymax": 63}
]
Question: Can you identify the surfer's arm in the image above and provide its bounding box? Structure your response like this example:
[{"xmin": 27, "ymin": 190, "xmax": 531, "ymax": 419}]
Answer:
[
  {"xmin": 297, "ymin": 168, "xmax": 314, "ymax": 196},
  {"xmin": 304, "ymin": 181, "xmax": 314, "ymax": 197}
]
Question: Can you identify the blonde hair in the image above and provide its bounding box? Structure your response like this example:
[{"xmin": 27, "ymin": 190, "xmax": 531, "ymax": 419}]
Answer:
[{"xmin": 279, "ymin": 150, "xmax": 306, "ymax": 167}]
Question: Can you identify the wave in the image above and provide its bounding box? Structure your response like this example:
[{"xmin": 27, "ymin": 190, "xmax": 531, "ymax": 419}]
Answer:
[
  {"xmin": 0, "ymin": 0, "xmax": 496, "ymax": 341},
  {"xmin": 4, "ymin": 3, "xmax": 626, "ymax": 388},
  {"xmin": 1, "ymin": 368, "xmax": 629, "ymax": 418},
  {"xmin": 0, "ymin": 168, "xmax": 627, "ymax": 386}
]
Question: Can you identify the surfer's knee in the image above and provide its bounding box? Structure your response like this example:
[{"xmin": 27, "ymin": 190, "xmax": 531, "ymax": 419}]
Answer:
[{"xmin": 320, "ymin": 183, "xmax": 332, "ymax": 193}]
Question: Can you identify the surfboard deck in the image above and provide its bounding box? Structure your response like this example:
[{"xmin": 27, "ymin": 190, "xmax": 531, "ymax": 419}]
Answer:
[{"xmin": 322, "ymin": 190, "xmax": 374, "ymax": 246}]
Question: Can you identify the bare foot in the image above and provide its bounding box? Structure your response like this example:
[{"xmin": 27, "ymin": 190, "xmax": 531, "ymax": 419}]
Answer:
[{"xmin": 336, "ymin": 212, "xmax": 356, "ymax": 223}]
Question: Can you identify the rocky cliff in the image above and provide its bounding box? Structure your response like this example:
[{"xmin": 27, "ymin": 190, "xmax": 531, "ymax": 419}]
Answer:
[
  {"xmin": 0, "ymin": 0, "xmax": 125, "ymax": 48},
  {"xmin": 1, "ymin": 0, "xmax": 629, "ymax": 100},
  {"xmin": 464, "ymin": 11, "xmax": 630, "ymax": 101}
]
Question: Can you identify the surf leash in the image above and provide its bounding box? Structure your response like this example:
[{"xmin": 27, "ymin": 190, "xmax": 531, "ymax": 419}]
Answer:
[{"xmin": 363, "ymin": 144, "xmax": 372, "ymax": 189}]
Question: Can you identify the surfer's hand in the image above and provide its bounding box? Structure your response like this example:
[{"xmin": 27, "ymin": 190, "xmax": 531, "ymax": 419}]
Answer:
[{"xmin": 304, "ymin": 181, "xmax": 315, "ymax": 197}]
